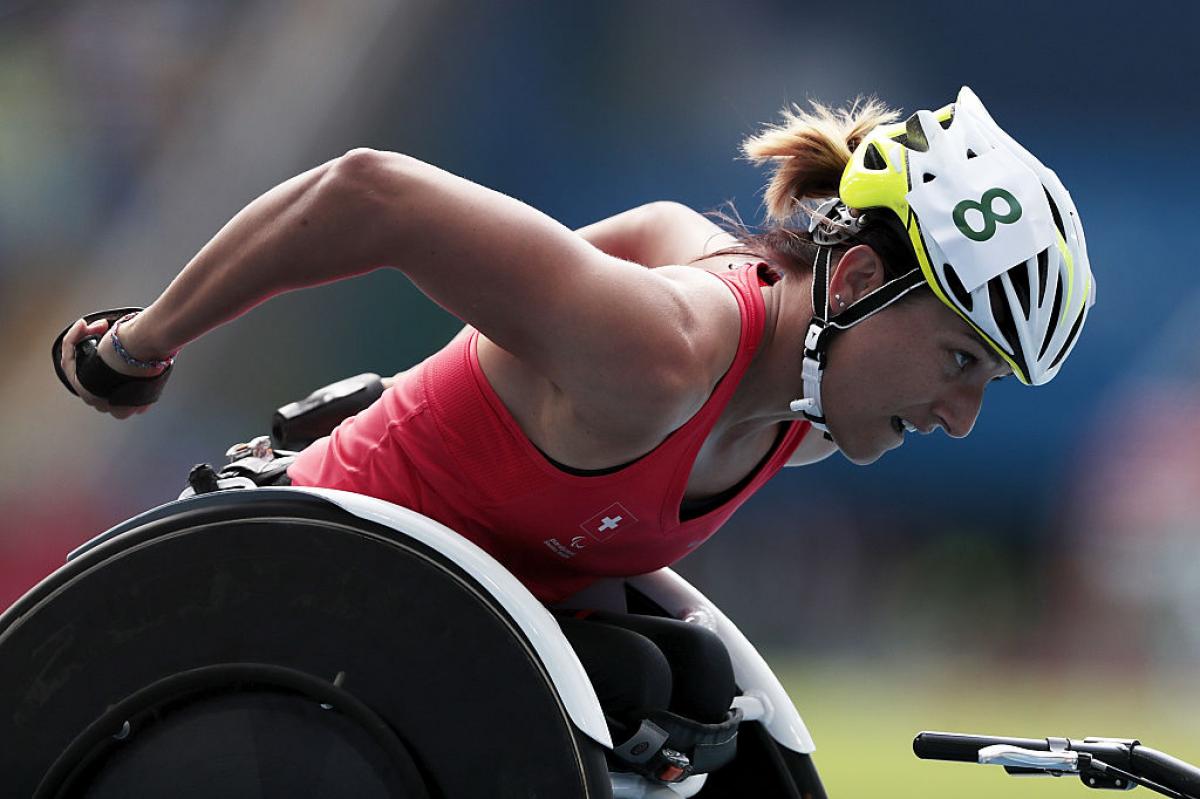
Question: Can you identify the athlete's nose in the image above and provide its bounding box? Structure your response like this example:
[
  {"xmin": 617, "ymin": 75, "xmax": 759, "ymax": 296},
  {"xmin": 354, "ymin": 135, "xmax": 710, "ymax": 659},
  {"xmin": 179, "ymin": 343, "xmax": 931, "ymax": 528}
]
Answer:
[{"xmin": 933, "ymin": 383, "xmax": 985, "ymax": 439}]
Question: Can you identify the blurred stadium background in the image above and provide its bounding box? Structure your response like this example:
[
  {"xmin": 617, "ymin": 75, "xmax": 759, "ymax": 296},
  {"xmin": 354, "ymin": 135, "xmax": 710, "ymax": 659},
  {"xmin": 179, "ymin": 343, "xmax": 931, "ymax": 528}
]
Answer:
[{"xmin": 2, "ymin": 0, "xmax": 1196, "ymax": 793}]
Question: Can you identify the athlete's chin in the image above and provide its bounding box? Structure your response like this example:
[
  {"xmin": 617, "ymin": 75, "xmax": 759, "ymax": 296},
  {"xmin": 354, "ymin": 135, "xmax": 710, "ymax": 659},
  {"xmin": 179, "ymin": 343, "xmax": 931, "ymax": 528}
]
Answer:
[
  {"xmin": 832, "ymin": 435, "xmax": 888, "ymax": 466},
  {"xmin": 836, "ymin": 430, "xmax": 902, "ymax": 466},
  {"xmin": 826, "ymin": 418, "xmax": 896, "ymax": 465},
  {"xmin": 841, "ymin": 447, "xmax": 885, "ymax": 466}
]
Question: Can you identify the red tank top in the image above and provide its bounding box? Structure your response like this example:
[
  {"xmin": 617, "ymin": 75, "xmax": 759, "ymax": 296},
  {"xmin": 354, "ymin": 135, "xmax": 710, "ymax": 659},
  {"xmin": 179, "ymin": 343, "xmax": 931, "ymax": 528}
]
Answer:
[{"xmin": 287, "ymin": 263, "xmax": 810, "ymax": 602}]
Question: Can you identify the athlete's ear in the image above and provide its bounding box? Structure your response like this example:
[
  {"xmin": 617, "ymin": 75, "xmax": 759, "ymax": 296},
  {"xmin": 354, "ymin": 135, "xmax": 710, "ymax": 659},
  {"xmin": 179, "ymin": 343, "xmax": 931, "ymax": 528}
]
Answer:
[{"xmin": 827, "ymin": 245, "xmax": 885, "ymax": 314}]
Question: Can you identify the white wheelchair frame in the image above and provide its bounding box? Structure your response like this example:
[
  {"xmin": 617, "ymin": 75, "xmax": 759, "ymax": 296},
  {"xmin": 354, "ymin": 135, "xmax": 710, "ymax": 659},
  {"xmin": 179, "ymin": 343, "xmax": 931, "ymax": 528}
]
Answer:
[{"xmin": 104, "ymin": 484, "xmax": 816, "ymax": 797}]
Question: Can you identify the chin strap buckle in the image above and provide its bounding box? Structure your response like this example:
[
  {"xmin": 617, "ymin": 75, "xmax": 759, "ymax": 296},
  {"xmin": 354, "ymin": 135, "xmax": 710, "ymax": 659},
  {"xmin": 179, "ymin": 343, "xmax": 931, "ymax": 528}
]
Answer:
[
  {"xmin": 788, "ymin": 242, "xmax": 925, "ymax": 435},
  {"xmin": 791, "ymin": 318, "xmax": 830, "ymax": 430},
  {"xmin": 789, "ymin": 244, "xmax": 835, "ymax": 431}
]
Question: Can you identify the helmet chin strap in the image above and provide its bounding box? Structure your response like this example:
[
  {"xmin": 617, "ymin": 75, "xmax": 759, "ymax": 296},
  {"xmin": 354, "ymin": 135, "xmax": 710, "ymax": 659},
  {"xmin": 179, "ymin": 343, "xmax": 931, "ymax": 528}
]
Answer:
[
  {"xmin": 789, "ymin": 242, "xmax": 927, "ymax": 437},
  {"xmin": 790, "ymin": 246, "xmax": 836, "ymax": 433}
]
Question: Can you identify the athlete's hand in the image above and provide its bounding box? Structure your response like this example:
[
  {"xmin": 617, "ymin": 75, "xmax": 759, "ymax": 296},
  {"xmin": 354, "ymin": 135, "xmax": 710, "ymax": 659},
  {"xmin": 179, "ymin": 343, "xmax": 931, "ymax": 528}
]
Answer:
[{"xmin": 58, "ymin": 317, "xmax": 162, "ymax": 419}]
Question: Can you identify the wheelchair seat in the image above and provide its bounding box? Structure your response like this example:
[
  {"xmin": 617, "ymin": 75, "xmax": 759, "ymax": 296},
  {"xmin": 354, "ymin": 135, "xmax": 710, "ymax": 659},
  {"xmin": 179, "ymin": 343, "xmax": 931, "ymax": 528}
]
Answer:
[{"xmin": 180, "ymin": 439, "xmax": 744, "ymax": 789}]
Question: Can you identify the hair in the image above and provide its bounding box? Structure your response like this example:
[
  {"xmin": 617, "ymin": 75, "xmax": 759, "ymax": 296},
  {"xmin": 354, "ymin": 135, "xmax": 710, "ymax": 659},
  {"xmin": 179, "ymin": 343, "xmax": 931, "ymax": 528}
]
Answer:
[{"xmin": 697, "ymin": 96, "xmax": 923, "ymax": 289}]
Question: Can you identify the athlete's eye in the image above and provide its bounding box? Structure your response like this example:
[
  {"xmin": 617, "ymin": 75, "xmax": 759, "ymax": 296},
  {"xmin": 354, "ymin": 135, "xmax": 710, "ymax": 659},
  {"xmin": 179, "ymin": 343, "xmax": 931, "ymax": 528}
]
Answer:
[{"xmin": 953, "ymin": 350, "xmax": 976, "ymax": 370}]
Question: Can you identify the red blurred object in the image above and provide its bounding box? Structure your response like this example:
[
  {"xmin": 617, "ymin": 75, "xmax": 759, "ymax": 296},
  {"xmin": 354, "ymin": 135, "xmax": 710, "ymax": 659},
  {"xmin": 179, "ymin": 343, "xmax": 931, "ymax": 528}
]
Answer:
[{"xmin": 0, "ymin": 496, "xmax": 115, "ymax": 611}]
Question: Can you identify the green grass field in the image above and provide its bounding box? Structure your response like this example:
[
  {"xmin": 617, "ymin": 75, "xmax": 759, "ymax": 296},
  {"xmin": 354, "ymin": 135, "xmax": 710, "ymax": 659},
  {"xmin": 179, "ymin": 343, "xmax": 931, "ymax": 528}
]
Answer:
[{"xmin": 775, "ymin": 659, "xmax": 1199, "ymax": 798}]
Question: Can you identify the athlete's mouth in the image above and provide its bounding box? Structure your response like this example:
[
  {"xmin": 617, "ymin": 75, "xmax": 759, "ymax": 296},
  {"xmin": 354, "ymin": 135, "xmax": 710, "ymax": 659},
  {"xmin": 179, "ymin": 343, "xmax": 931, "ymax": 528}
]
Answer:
[{"xmin": 891, "ymin": 416, "xmax": 918, "ymax": 436}]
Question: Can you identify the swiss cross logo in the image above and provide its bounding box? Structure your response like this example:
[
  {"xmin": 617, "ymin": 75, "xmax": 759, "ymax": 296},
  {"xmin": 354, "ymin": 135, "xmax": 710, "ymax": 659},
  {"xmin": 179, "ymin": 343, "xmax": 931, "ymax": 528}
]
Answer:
[{"xmin": 581, "ymin": 502, "xmax": 639, "ymax": 542}]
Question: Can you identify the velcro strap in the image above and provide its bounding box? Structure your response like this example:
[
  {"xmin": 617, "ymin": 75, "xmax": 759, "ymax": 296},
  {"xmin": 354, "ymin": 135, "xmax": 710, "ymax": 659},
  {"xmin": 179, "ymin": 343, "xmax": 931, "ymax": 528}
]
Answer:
[
  {"xmin": 75, "ymin": 337, "xmax": 173, "ymax": 406},
  {"xmin": 612, "ymin": 718, "xmax": 670, "ymax": 765},
  {"xmin": 644, "ymin": 707, "xmax": 743, "ymax": 774}
]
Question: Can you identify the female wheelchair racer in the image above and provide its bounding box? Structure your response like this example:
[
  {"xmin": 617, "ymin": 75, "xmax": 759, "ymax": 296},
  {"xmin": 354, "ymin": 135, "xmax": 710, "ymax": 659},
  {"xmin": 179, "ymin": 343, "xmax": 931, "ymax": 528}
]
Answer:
[
  {"xmin": 22, "ymin": 85, "xmax": 1093, "ymax": 796},
  {"xmin": 0, "ymin": 420, "xmax": 820, "ymax": 797}
]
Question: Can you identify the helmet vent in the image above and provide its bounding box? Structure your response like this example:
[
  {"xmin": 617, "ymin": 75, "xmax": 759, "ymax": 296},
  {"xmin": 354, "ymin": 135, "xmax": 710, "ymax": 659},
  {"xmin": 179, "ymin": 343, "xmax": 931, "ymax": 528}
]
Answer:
[
  {"xmin": 943, "ymin": 264, "xmax": 973, "ymax": 312},
  {"xmin": 1006, "ymin": 261, "xmax": 1032, "ymax": 321},
  {"xmin": 901, "ymin": 113, "xmax": 930, "ymax": 152},
  {"xmin": 966, "ymin": 148, "xmax": 978, "ymax": 159},
  {"xmin": 864, "ymin": 143, "xmax": 887, "ymax": 170},
  {"xmin": 922, "ymin": 172, "xmax": 936, "ymax": 183},
  {"xmin": 987, "ymin": 281, "xmax": 1023, "ymax": 364},
  {"xmin": 939, "ymin": 114, "xmax": 954, "ymax": 129},
  {"xmin": 1036, "ymin": 249, "xmax": 1049, "ymax": 306},
  {"xmin": 1038, "ymin": 284, "xmax": 1064, "ymax": 360},
  {"xmin": 1043, "ymin": 188, "xmax": 1066, "ymax": 237},
  {"xmin": 1049, "ymin": 310, "xmax": 1085, "ymax": 370}
]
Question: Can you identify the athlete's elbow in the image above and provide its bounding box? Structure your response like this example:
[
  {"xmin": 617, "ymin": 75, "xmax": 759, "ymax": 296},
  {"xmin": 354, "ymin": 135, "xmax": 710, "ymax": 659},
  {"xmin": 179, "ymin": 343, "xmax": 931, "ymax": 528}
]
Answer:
[
  {"xmin": 319, "ymin": 148, "xmax": 423, "ymax": 265},
  {"xmin": 328, "ymin": 148, "xmax": 419, "ymax": 196}
]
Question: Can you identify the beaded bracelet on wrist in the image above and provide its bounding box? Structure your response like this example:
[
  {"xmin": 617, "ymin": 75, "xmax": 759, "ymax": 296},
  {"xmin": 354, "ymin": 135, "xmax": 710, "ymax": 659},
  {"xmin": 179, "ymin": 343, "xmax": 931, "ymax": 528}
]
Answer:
[{"xmin": 110, "ymin": 312, "xmax": 176, "ymax": 371}]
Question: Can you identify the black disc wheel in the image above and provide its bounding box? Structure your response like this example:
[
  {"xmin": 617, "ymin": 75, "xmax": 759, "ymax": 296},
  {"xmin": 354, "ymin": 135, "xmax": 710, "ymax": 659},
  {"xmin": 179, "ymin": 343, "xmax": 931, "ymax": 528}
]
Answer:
[{"xmin": 0, "ymin": 489, "xmax": 612, "ymax": 798}]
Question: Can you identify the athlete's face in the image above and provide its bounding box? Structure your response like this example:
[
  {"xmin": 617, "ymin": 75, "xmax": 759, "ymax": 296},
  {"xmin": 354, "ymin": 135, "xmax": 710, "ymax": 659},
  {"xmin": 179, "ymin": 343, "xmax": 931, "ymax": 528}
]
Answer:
[{"xmin": 819, "ymin": 291, "xmax": 1012, "ymax": 465}]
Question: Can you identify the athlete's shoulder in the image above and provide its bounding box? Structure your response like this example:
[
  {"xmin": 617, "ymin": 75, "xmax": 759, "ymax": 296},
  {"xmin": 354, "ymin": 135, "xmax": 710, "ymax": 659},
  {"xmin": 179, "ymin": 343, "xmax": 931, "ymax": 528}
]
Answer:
[
  {"xmin": 548, "ymin": 265, "xmax": 740, "ymax": 442},
  {"xmin": 653, "ymin": 264, "xmax": 742, "ymax": 396}
]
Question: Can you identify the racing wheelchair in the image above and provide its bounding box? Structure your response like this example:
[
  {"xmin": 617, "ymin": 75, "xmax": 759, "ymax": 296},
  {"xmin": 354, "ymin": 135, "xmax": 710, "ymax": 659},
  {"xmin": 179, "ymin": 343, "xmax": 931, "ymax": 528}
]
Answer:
[
  {"xmin": 24, "ymin": 312, "xmax": 1200, "ymax": 797},
  {"xmin": 4, "ymin": 364, "xmax": 828, "ymax": 798}
]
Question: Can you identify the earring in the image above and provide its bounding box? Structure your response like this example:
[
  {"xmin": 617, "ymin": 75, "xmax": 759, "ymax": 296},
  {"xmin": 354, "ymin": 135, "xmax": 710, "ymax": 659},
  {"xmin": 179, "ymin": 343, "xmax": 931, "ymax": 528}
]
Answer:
[{"xmin": 835, "ymin": 293, "xmax": 846, "ymax": 309}]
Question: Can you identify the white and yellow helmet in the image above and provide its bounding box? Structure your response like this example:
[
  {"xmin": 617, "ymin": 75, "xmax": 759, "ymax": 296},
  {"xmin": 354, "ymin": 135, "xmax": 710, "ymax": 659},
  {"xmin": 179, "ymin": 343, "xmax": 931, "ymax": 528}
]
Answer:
[{"xmin": 840, "ymin": 85, "xmax": 1095, "ymax": 385}]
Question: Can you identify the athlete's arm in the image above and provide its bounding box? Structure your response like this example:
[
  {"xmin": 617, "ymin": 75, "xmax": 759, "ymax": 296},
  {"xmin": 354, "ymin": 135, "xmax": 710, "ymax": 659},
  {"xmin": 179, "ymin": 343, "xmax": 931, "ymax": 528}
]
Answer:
[
  {"xmin": 117, "ymin": 154, "xmax": 364, "ymax": 360},
  {"xmin": 384, "ymin": 201, "xmax": 733, "ymax": 385},
  {"xmin": 328, "ymin": 150, "xmax": 730, "ymax": 413},
  {"xmin": 119, "ymin": 149, "xmax": 727, "ymax": 419}
]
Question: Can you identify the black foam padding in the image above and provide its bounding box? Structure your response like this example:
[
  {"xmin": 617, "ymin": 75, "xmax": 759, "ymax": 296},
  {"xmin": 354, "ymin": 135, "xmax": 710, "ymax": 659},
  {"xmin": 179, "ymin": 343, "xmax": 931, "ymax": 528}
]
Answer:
[{"xmin": 0, "ymin": 491, "xmax": 611, "ymax": 798}]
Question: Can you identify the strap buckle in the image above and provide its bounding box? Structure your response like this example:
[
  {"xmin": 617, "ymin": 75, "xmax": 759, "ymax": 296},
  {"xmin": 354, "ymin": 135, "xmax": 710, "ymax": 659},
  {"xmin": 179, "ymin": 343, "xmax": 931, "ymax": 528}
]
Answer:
[
  {"xmin": 803, "ymin": 319, "xmax": 833, "ymax": 364},
  {"xmin": 611, "ymin": 719, "xmax": 694, "ymax": 784},
  {"xmin": 225, "ymin": 435, "xmax": 276, "ymax": 463}
]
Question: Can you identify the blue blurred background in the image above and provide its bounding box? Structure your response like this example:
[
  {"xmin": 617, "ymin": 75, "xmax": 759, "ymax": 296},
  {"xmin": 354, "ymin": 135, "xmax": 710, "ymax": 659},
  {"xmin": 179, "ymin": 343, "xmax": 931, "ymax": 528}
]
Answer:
[{"xmin": 2, "ymin": 1, "xmax": 1198, "ymax": 782}]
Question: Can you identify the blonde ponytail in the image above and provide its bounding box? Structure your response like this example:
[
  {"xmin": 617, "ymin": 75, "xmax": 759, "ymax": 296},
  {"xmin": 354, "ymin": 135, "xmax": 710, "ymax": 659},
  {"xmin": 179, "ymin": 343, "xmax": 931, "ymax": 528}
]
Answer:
[{"xmin": 741, "ymin": 97, "xmax": 900, "ymax": 222}]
